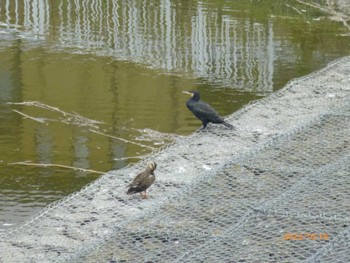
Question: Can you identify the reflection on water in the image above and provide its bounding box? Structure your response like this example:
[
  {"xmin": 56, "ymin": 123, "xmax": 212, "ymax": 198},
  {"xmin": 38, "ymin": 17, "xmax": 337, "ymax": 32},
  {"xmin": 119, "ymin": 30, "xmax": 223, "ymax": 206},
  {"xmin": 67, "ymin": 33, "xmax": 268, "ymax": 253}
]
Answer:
[
  {"xmin": 0, "ymin": 0, "xmax": 349, "ymax": 229},
  {"xmin": 1, "ymin": 1, "xmax": 348, "ymax": 91},
  {"xmin": 3, "ymin": 0, "xmax": 276, "ymax": 92}
]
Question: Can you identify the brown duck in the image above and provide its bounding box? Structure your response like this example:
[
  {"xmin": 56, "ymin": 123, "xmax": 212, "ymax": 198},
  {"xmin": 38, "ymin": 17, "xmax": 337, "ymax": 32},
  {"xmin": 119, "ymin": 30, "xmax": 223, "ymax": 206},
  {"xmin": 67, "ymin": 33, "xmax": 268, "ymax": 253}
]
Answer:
[{"xmin": 126, "ymin": 161, "xmax": 157, "ymax": 199}]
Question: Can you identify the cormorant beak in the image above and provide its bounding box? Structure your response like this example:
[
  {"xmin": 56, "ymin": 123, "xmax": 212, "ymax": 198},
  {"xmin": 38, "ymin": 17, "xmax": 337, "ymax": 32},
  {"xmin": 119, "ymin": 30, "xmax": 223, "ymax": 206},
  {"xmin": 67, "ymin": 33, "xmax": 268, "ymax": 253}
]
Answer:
[{"xmin": 182, "ymin": 91, "xmax": 193, "ymax": 96}]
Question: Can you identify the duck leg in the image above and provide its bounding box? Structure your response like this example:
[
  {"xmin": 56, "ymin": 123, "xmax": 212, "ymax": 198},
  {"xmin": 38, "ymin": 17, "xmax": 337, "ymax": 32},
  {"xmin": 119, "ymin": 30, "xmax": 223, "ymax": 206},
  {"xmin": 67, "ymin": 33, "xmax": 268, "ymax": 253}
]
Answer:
[{"xmin": 140, "ymin": 191, "xmax": 148, "ymax": 199}]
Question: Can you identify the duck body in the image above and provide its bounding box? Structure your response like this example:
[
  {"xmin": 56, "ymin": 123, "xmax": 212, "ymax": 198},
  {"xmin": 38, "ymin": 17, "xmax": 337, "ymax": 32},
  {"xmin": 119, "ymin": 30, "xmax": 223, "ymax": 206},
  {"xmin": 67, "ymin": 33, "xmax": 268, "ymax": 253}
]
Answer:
[{"xmin": 126, "ymin": 161, "xmax": 157, "ymax": 199}]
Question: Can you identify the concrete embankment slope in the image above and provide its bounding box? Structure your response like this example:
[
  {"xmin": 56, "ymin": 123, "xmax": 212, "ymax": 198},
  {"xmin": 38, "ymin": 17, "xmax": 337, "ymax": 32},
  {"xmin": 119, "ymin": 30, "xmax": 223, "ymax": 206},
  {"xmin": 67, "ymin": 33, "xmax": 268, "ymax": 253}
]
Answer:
[{"xmin": 1, "ymin": 56, "xmax": 350, "ymax": 262}]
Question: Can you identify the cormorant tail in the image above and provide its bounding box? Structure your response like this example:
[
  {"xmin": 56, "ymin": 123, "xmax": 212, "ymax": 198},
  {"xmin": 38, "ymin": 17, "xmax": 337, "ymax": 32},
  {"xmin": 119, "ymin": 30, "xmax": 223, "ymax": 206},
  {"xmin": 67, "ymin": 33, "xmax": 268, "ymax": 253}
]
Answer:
[{"xmin": 223, "ymin": 121, "xmax": 234, "ymax": 130}]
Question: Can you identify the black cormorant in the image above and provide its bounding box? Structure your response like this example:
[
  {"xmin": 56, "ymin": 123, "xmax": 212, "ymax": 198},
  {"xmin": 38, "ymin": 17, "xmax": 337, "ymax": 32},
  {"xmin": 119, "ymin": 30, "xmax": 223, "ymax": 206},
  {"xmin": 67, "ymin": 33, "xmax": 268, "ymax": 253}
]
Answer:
[
  {"xmin": 126, "ymin": 161, "xmax": 157, "ymax": 199},
  {"xmin": 183, "ymin": 90, "xmax": 234, "ymax": 130}
]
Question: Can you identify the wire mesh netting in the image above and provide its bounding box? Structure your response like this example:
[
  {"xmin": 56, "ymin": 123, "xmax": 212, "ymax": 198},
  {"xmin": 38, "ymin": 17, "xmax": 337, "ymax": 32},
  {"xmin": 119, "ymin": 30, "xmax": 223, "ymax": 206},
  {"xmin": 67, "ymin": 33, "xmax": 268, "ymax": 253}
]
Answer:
[{"xmin": 0, "ymin": 56, "xmax": 350, "ymax": 262}]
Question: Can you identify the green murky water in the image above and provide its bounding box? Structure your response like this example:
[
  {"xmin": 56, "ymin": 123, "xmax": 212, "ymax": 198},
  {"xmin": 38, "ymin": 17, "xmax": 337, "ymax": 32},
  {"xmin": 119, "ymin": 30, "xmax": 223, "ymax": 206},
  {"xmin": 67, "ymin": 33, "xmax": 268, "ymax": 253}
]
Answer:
[{"xmin": 0, "ymin": 0, "xmax": 349, "ymax": 229}]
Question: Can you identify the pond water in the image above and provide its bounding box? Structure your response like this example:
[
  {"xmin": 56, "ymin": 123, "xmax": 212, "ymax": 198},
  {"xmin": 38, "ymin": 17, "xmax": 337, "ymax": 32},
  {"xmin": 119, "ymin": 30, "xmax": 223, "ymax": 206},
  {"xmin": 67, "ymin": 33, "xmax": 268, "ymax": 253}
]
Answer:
[{"xmin": 0, "ymin": 0, "xmax": 349, "ymax": 230}]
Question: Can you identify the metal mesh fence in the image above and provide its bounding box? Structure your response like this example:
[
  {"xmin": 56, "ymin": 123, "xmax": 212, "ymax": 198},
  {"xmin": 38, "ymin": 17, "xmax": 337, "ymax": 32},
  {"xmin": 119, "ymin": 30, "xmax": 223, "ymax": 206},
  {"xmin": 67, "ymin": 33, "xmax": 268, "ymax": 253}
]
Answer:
[{"xmin": 0, "ymin": 56, "xmax": 349, "ymax": 262}]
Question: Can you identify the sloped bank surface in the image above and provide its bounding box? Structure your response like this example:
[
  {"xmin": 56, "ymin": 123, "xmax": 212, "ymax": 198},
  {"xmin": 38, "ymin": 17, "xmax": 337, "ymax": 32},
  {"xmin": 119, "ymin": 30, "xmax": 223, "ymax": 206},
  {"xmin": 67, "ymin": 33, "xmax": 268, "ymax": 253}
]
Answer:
[{"xmin": 0, "ymin": 56, "xmax": 349, "ymax": 262}]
